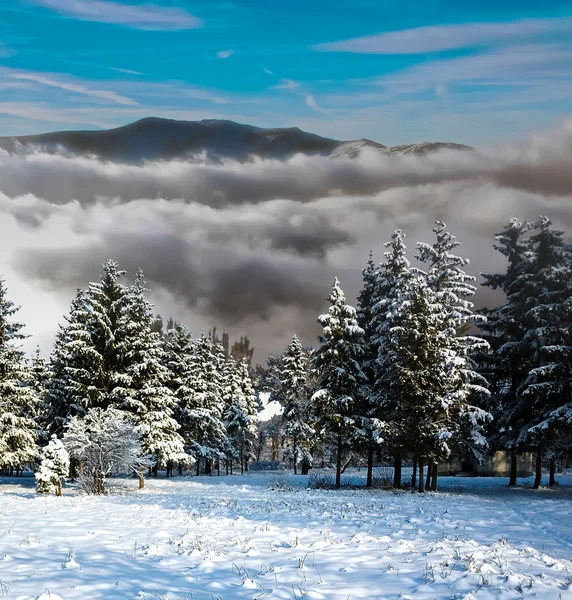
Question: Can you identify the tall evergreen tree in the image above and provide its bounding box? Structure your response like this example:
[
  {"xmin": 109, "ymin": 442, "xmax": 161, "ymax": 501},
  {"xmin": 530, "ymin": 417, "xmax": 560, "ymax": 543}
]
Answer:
[
  {"xmin": 188, "ymin": 334, "xmax": 228, "ymax": 473},
  {"xmin": 480, "ymin": 218, "xmax": 536, "ymax": 484},
  {"xmin": 356, "ymin": 252, "xmax": 385, "ymax": 487},
  {"xmin": 312, "ymin": 278, "xmax": 365, "ymax": 488},
  {"xmin": 371, "ymin": 230, "xmax": 412, "ymax": 487},
  {"xmin": 46, "ymin": 288, "xmax": 102, "ymax": 434},
  {"xmin": 0, "ymin": 278, "xmax": 39, "ymax": 473},
  {"xmin": 417, "ymin": 222, "xmax": 491, "ymax": 474},
  {"xmin": 110, "ymin": 271, "xmax": 186, "ymax": 475},
  {"xmin": 514, "ymin": 217, "xmax": 572, "ymax": 487},
  {"xmin": 223, "ymin": 358, "xmax": 258, "ymax": 474},
  {"xmin": 280, "ymin": 335, "xmax": 314, "ymax": 474},
  {"xmin": 87, "ymin": 259, "xmax": 129, "ymax": 406}
]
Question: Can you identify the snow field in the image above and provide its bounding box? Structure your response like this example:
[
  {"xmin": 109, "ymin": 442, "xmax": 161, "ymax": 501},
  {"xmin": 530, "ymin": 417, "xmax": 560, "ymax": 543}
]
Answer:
[{"xmin": 0, "ymin": 473, "xmax": 571, "ymax": 599}]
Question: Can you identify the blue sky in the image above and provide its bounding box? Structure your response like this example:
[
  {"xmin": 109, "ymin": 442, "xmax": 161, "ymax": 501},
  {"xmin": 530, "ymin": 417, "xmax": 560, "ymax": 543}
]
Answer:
[{"xmin": 0, "ymin": 0, "xmax": 571, "ymax": 145}]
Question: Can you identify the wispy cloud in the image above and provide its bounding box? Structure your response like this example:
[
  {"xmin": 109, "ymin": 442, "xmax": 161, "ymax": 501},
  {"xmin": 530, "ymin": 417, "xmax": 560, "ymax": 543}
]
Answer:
[
  {"xmin": 374, "ymin": 44, "xmax": 572, "ymax": 89},
  {"xmin": 304, "ymin": 94, "xmax": 327, "ymax": 114},
  {"xmin": 28, "ymin": 0, "xmax": 203, "ymax": 30},
  {"xmin": 314, "ymin": 17, "xmax": 572, "ymax": 54},
  {"xmin": 260, "ymin": 65, "xmax": 326, "ymax": 115},
  {"xmin": 272, "ymin": 79, "xmax": 299, "ymax": 91},
  {"xmin": 217, "ymin": 50, "xmax": 234, "ymax": 59},
  {"xmin": 8, "ymin": 71, "xmax": 138, "ymax": 105}
]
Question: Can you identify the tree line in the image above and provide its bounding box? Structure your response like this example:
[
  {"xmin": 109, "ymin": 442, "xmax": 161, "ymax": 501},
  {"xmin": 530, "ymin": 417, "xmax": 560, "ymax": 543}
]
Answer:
[
  {"xmin": 0, "ymin": 216, "xmax": 569, "ymax": 494},
  {"xmin": 261, "ymin": 217, "xmax": 571, "ymax": 490},
  {"xmin": 0, "ymin": 262, "xmax": 259, "ymax": 491}
]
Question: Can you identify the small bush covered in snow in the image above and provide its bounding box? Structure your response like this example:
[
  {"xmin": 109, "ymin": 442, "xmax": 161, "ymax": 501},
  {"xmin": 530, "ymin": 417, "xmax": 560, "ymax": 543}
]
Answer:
[
  {"xmin": 35, "ymin": 435, "xmax": 70, "ymax": 496},
  {"xmin": 63, "ymin": 408, "xmax": 151, "ymax": 495}
]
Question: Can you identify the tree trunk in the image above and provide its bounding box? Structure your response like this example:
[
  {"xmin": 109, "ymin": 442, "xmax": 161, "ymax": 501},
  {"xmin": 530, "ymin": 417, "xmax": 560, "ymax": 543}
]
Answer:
[
  {"xmin": 230, "ymin": 460, "xmax": 233, "ymax": 475},
  {"xmin": 418, "ymin": 457, "xmax": 425, "ymax": 493},
  {"xmin": 216, "ymin": 461, "xmax": 220, "ymax": 476},
  {"xmin": 240, "ymin": 441, "xmax": 244, "ymax": 475},
  {"xmin": 205, "ymin": 459, "xmax": 212, "ymax": 475},
  {"xmin": 138, "ymin": 470, "xmax": 145, "ymax": 490},
  {"xmin": 425, "ymin": 459, "xmax": 433, "ymax": 491},
  {"xmin": 56, "ymin": 481, "xmax": 62, "ymax": 497},
  {"xmin": 366, "ymin": 441, "xmax": 374, "ymax": 488},
  {"xmin": 411, "ymin": 457, "xmax": 417, "ymax": 489},
  {"xmin": 293, "ymin": 439, "xmax": 298, "ymax": 475},
  {"xmin": 152, "ymin": 463, "xmax": 158, "ymax": 478},
  {"xmin": 196, "ymin": 457, "xmax": 201, "ymax": 476},
  {"xmin": 549, "ymin": 457, "xmax": 556, "ymax": 487},
  {"xmin": 508, "ymin": 451, "xmax": 517, "ymax": 486},
  {"xmin": 533, "ymin": 447, "xmax": 542, "ymax": 489},
  {"xmin": 301, "ymin": 459, "xmax": 310, "ymax": 475},
  {"xmin": 178, "ymin": 463, "xmax": 183, "ymax": 476},
  {"xmin": 335, "ymin": 432, "xmax": 342, "ymax": 489},
  {"xmin": 340, "ymin": 454, "xmax": 353, "ymax": 474},
  {"xmin": 393, "ymin": 452, "xmax": 402, "ymax": 489},
  {"xmin": 431, "ymin": 464, "xmax": 438, "ymax": 491}
]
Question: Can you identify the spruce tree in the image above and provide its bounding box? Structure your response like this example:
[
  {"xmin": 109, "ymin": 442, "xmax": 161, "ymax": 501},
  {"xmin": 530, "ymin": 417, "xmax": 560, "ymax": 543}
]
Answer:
[
  {"xmin": 370, "ymin": 231, "xmax": 412, "ymax": 487},
  {"xmin": 417, "ymin": 222, "xmax": 491, "ymax": 478},
  {"xmin": 280, "ymin": 335, "xmax": 314, "ymax": 475},
  {"xmin": 356, "ymin": 252, "xmax": 384, "ymax": 487},
  {"xmin": 312, "ymin": 278, "xmax": 365, "ymax": 488},
  {"xmin": 223, "ymin": 358, "xmax": 258, "ymax": 474},
  {"xmin": 481, "ymin": 218, "xmax": 536, "ymax": 484},
  {"xmin": 515, "ymin": 217, "xmax": 572, "ymax": 487},
  {"xmin": 86, "ymin": 259, "xmax": 129, "ymax": 406},
  {"xmin": 188, "ymin": 334, "xmax": 228, "ymax": 474},
  {"xmin": 110, "ymin": 271, "xmax": 186, "ymax": 476},
  {"xmin": 0, "ymin": 278, "xmax": 39, "ymax": 474},
  {"xmin": 46, "ymin": 288, "xmax": 102, "ymax": 434}
]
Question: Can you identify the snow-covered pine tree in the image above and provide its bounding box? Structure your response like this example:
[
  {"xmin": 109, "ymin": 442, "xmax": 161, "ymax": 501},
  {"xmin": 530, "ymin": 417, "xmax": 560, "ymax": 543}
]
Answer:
[
  {"xmin": 187, "ymin": 334, "xmax": 228, "ymax": 474},
  {"xmin": 35, "ymin": 435, "xmax": 69, "ymax": 496},
  {"xmin": 110, "ymin": 271, "xmax": 186, "ymax": 480},
  {"xmin": 515, "ymin": 217, "xmax": 572, "ymax": 488},
  {"xmin": 370, "ymin": 230, "xmax": 412, "ymax": 488},
  {"xmin": 25, "ymin": 346, "xmax": 50, "ymax": 445},
  {"xmin": 223, "ymin": 357, "xmax": 258, "ymax": 474},
  {"xmin": 356, "ymin": 251, "xmax": 385, "ymax": 487},
  {"xmin": 279, "ymin": 334, "xmax": 314, "ymax": 474},
  {"xmin": 164, "ymin": 321, "xmax": 197, "ymax": 474},
  {"xmin": 312, "ymin": 278, "xmax": 365, "ymax": 488},
  {"xmin": 46, "ymin": 287, "xmax": 103, "ymax": 435},
  {"xmin": 417, "ymin": 221, "xmax": 491, "ymax": 485},
  {"xmin": 86, "ymin": 259, "xmax": 129, "ymax": 407},
  {"xmin": 0, "ymin": 278, "xmax": 40, "ymax": 475},
  {"xmin": 383, "ymin": 271, "xmax": 464, "ymax": 491},
  {"xmin": 480, "ymin": 218, "xmax": 536, "ymax": 485}
]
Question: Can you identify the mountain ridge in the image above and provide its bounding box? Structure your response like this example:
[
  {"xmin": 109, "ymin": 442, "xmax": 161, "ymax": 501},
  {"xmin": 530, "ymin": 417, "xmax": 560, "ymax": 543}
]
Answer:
[{"xmin": 0, "ymin": 117, "xmax": 473, "ymax": 163}]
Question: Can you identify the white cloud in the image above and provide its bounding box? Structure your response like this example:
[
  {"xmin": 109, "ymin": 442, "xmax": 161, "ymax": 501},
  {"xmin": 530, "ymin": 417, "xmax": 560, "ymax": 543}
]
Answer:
[
  {"xmin": 304, "ymin": 94, "xmax": 326, "ymax": 113},
  {"xmin": 272, "ymin": 79, "xmax": 299, "ymax": 91},
  {"xmin": 217, "ymin": 50, "xmax": 234, "ymax": 59},
  {"xmin": 29, "ymin": 0, "xmax": 203, "ymax": 30},
  {"xmin": 9, "ymin": 71, "xmax": 137, "ymax": 105},
  {"xmin": 314, "ymin": 17, "xmax": 572, "ymax": 54},
  {"xmin": 1, "ymin": 121, "xmax": 572, "ymax": 358}
]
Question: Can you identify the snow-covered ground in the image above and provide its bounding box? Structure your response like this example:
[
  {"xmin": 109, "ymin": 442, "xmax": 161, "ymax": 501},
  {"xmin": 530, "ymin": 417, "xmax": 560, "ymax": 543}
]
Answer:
[{"xmin": 1, "ymin": 471, "xmax": 571, "ymax": 600}]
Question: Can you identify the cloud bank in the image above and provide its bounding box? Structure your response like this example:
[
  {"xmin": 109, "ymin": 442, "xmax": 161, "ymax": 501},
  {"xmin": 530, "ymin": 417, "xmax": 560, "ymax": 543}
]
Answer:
[{"xmin": 1, "ymin": 121, "xmax": 571, "ymax": 359}]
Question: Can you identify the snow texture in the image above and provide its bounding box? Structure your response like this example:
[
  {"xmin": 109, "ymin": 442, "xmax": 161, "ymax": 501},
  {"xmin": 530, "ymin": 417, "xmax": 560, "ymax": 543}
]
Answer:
[{"xmin": 0, "ymin": 471, "xmax": 571, "ymax": 599}]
